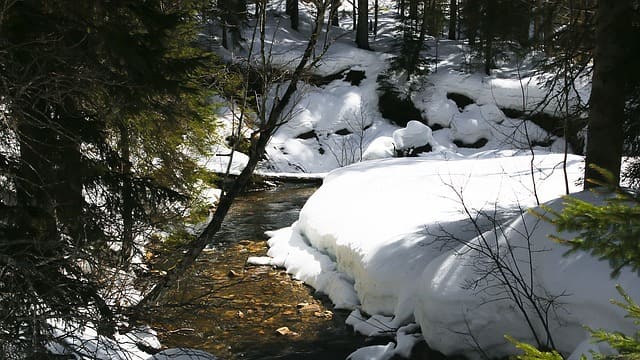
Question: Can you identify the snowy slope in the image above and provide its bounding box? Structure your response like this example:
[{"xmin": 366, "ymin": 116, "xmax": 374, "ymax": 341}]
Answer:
[
  {"xmin": 256, "ymin": 153, "xmax": 639, "ymax": 359},
  {"xmin": 416, "ymin": 190, "xmax": 640, "ymax": 359},
  {"xmin": 206, "ymin": 0, "xmax": 576, "ymax": 175}
]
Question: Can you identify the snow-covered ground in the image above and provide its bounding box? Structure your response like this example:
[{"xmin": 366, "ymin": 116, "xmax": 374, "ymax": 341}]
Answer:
[
  {"xmin": 250, "ymin": 151, "xmax": 639, "ymax": 359},
  {"xmin": 206, "ymin": 0, "xmax": 582, "ymax": 176},
  {"xmin": 224, "ymin": 2, "xmax": 638, "ymax": 360},
  {"xmin": 68, "ymin": 0, "xmax": 631, "ymax": 358}
]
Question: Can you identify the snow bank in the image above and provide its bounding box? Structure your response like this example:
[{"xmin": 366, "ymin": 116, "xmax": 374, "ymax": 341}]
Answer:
[
  {"xmin": 416, "ymin": 190, "xmax": 640, "ymax": 359},
  {"xmin": 48, "ymin": 323, "xmax": 160, "ymax": 360},
  {"xmin": 267, "ymin": 152, "xmax": 584, "ymax": 316},
  {"xmin": 48, "ymin": 322, "xmax": 219, "ymax": 360},
  {"xmin": 414, "ymin": 69, "xmax": 589, "ymax": 117},
  {"xmin": 266, "ymin": 151, "xmax": 640, "ymax": 359}
]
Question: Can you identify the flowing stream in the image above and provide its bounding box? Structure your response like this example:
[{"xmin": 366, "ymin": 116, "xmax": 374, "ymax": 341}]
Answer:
[{"xmin": 153, "ymin": 184, "xmax": 382, "ymax": 359}]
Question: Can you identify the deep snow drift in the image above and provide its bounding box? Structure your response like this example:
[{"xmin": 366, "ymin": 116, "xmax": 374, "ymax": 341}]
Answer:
[{"xmin": 252, "ymin": 153, "xmax": 639, "ymax": 359}]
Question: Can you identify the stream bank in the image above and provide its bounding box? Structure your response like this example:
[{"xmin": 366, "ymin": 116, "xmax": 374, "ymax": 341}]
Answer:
[{"xmin": 151, "ymin": 184, "xmax": 393, "ymax": 359}]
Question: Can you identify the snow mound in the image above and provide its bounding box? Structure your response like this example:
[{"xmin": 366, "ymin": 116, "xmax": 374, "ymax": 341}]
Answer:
[
  {"xmin": 362, "ymin": 136, "xmax": 396, "ymax": 161},
  {"xmin": 267, "ymin": 152, "xmax": 585, "ymax": 318},
  {"xmin": 392, "ymin": 120, "xmax": 434, "ymax": 154},
  {"xmin": 415, "ymin": 190, "xmax": 640, "ymax": 359},
  {"xmin": 423, "ymin": 94, "xmax": 458, "ymax": 128},
  {"xmin": 346, "ymin": 323, "xmax": 423, "ymax": 360},
  {"xmin": 265, "ymin": 150, "xmax": 640, "ymax": 358},
  {"xmin": 48, "ymin": 323, "xmax": 160, "ymax": 360}
]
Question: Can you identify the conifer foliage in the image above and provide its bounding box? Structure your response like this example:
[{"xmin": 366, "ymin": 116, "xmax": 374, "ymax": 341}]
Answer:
[
  {"xmin": 0, "ymin": 0, "xmax": 216, "ymax": 356},
  {"xmin": 540, "ymin": 169, "xmax": 640, "ymax": 278},
  {"xmin": 514, "ymin": 173, "xmax": 640, "ymax": 359}
]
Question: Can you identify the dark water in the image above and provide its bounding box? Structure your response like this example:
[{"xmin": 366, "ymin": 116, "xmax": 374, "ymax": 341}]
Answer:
[
  {"xmin": 211, "ymin": 184, "xmax": 316, "ymax": 244},
  {"xmin": 153, "ymin": 184, "xmax": 386, "ymax": 360}
]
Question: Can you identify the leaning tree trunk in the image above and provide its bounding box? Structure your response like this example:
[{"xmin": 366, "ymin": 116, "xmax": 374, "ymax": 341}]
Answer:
[
  {"xmin": 137, "ymin": 1, "xmax": 329, "ymax": 307},
  {"xmin": 584, "ymin": 0, "xmax": 631, "ymax": 188}
]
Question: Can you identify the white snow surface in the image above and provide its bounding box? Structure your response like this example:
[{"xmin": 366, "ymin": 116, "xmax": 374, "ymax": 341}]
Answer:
[
  {"xmin": 416, "ymin": 190, "xmax": 640, "ymax": 359},
  {"xmin": 48, "ymin": 322, "xmax": 218, "ymax": 360},
  {"xmin": 265, "ymin": 151, "xmax": 640, "ymax": 359},
  {"xmin": 205, "ymin": 0, "xmax": 575, "ymax": 176},
  {"xmin": 48, "ymin": 323, "xmax": 161, "ymax": 360}
]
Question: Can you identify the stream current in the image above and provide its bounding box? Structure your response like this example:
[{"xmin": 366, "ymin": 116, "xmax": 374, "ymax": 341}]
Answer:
[{"xmin": 153, "ymin": 184, "xmax": 383, "ymax": 359}]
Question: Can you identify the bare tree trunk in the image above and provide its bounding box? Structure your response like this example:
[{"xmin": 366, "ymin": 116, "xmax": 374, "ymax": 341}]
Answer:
[
  {"xmin": 482, "ymin": 0, "xmax": 495, "ymax": 75},
  {"xmin": 331, "ymin": 0, "xmax": 340, "ymax": 26},
  {"xmin": 448, "ymin": 0, "xmax": 457, "ymax": 39},
  {"xmin": 356, "ymin": 0, "xmax": 370, "ymax": 49},
  {"xmin": 55, "ymin": 122, "xmax": 83, "ymax": 244},
  {"xmin": 219, "ymin": 0, "xmax": 229, "ymax": 49},
  {"xmin": 584, "ymin": 0, "xmax": 631, "ymax": 188},
  {"xmin": 409, "ymin": 0, "xmax": 418, "ymax": 21},
  {"xmin": 220, "ymin": 0, "xmax": 246, "ymax": 49},
  {"xmin": 15, "ymin": 104, "xmax": 57, "ymax": 220},
  {"xmin": 352, "ymin": 0, "xmax": 357, "ymax": 30},
  {"xmin": 286, "ymin": 0, "xmax": 299, "ymax": 30},
  {"xmin": 542, "ymin": 1, "xmax": 555, "ymax": 51},
  {"xmin": 374, "ymin": 0, "xmax": 378, "ymax": 36}
]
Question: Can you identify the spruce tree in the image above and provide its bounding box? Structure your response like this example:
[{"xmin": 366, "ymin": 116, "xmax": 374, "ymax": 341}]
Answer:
[{"xmin": 0, "ymin": 0, "xmax": 217, "ymax": 355}]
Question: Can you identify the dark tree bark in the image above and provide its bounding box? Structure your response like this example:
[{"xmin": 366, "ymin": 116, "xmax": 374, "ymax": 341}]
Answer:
[
  {"xmin": 584, "ymin": 0, "xmax": 632, "ymax": 188},
  {"xmin": 531, "ymin": 0, "xmax": 541, "ymax": 44},
  {"xmin": 54, "ymin": 121, "xmax": 83, "ymax": 244},
  {"xmin": 481, "ymin": 0, "xmax": 496, "ymax": 75},
  {"xmin": 16, "ymin": 101, "xmax": 84, "ymax": 245},
  {"xmin": 331, "ymin": 0, "xmax": 340, "ymax": 26},
  {"xmin": 218, "ymin": 0, "xmax": 229, "ymax": 49},
  {"xmin": 219, "ymin": 0, "xmax": 246, "ymax": 48},
  {"xmin": 418, "ymin": 0, "xmax": 429, "ymax": 42},
  {"xmin": 52, "ymin": 99, "xmax": 84, "ymax": 245},
  {"xmin": 286, "ymin": 0, "xmax": 299, "ymax": 30},
  {"xmin": 448, "ymin": 0, "xmax": 457, "ymax": 39},
  {"xmin": 356, "ymin": 0, "xmax": 370, "ymax": 49},
  {"xmin": 352, "ymin": 0, "xmax": 358, "ymax": 32},
  {"xmin": 409, "ymin": 0, "xmax": 418, "ymax": 21},
  {"xmin": 374, "ymin": 0, "xmax": 379, "ymax": 36},
  {"xmin": 542, "ymin": 1, "xmax": 556, "ymax": 51},
  {"xmin": 463, "ymin": 0, "xmax": 480, "ymax": 47}
]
